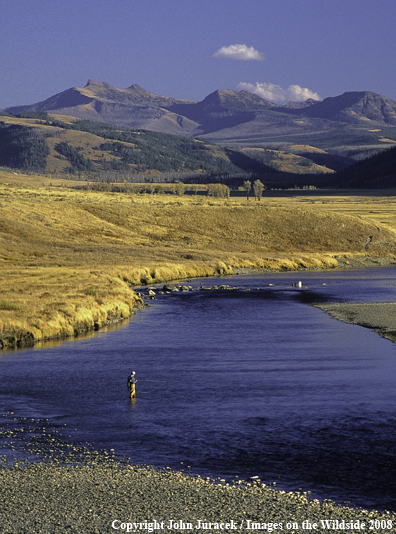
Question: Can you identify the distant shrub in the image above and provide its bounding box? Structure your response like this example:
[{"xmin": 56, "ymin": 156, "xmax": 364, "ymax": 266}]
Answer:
[
  {"xmin": 154, "ymin": 184, "xmax": 164, "ymax": 194},
  {"xmin": 175, "ymin": 181, "xmax": 185, "ymax": 196},
  {"xmin": 0, "ymin": 301, "xmax": 21, "ymax": 310},
  {"xmin": 207, "ymin": 183, "xmax": 230, "ymax": 198}
]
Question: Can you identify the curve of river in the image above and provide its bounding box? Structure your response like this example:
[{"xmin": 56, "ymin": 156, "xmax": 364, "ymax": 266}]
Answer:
[{"xmin": 1, "ymin": 267, "xmax": 396, "ymax": 511}]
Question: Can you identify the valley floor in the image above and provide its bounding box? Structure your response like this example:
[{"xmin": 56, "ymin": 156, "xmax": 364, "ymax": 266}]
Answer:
[
  {"xmin": 2, "ymin": 170, "xmax": 396, "ymax": 527},
  {"xmin": 1, "ymin": 169, "xmax": 396, "ymax": 349}
]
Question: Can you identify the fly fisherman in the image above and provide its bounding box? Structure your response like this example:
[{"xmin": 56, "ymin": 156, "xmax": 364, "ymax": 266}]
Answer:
[{"xmin": 127, "ymin": 371, "xmax": 137, "ymax": 399}]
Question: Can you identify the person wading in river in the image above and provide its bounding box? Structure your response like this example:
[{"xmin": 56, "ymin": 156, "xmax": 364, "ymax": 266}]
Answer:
[{"xmin": 127, "ymin": 371, "xmax": 137, "ymax": 399}]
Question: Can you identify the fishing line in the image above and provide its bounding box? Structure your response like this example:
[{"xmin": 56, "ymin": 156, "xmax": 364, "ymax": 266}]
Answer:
[{"xmin": 134, "ymin": 380, "xmax": 167, "ymax": 394}]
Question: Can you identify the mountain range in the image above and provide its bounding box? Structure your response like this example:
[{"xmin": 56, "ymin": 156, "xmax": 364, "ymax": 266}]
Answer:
[
  {"xmin": 5, "ymin": 80, "xmax": 396, "ymax": 141},
  {"xmin": 2, "ymin": 80, "xmax": 396, "ymax": 182}
]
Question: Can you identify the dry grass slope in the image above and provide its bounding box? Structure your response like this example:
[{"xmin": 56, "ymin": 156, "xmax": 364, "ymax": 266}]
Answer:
[{"xmin": 2, "ymin": 169, "xmax": 396, "ymax": 348}]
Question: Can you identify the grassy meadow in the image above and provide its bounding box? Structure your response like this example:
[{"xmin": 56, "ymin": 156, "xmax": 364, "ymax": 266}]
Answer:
[{"xmin": 2, "ymin": 168, "xmax": 396, "ymax": 348}]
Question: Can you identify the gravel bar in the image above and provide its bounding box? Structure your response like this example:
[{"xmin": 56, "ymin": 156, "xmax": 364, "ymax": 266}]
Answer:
[
  {"xmin": 0, "ymin": 412, "xmax": 393, "ymax": 533},
  {"xmin": 314, "ymin": 302, "xmax": 396, "ymax": 343},
  {"xmin": 0, "ymin": 457, "xmax": 394, "ymax": 534}
]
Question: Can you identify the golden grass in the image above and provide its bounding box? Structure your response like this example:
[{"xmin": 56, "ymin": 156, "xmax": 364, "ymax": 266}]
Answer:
[
  {"xmin": 1, "ymin": 168, "xmax": 396, "ymax": 348},
  {"xmin": 379, "ymin": 137, "xmax": 396, "ymax": 143},
  {"xmin": 288, "ymin": 145, "xmax": 327, "ymax": 154},
  {"xmin": 241, "ymin": 147, "xmax": 333, "ymax": 174}
]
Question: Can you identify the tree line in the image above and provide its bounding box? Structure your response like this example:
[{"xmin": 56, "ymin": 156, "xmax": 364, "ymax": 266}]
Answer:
[{"xmin": 83, "ymin": 179, "xmax": 270, "ymax": 200}]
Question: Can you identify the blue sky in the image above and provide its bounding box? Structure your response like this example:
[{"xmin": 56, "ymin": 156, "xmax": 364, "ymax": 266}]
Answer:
[{"xmin": 1, "ymin": 0, "xmax": 396, "ymax": 108}]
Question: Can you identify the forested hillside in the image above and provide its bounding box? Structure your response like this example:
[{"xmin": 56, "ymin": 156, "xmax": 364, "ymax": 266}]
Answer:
[
  {"xmin": 0, "ymin": 113, "xmax": 332, "ymax": 180},
  {"xmin": 0, "ymin": 113, "xmax": 253, "ymax": 177},
  {"xmin": 336, "ymin": 146, "xmax": 396, "ymax": 188},
  {"xmin": 0, "ymin": 123, "xmax": 49, "ymax": 172},
  {"xmin": 3, "ymin": 110, "xmax": 396, "ymax": 189}
]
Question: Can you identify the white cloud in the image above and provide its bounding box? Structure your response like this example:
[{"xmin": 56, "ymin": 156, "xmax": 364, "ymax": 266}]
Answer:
[
  {"xmin": 213, "ymin": 44, "xmax": 264, "ymax": 61},
  {"xmin": 238, "ymin": 82, "xmax": 321, "ymax": 103}
]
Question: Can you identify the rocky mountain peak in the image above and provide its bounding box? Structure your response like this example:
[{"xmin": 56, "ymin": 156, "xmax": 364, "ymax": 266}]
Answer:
[{"xmin": 300, "ymin": 91, "xmax": 396, "ymax": 124}]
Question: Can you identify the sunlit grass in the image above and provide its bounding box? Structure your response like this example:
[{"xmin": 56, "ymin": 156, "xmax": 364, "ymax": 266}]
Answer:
[{"xmin": 1, "ymin": 168, "xmax": 396, "ymax": 347}]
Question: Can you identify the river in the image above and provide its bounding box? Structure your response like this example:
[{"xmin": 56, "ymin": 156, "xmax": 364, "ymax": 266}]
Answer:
[{"xmin": 1, "ymin": 267, "xmax": 396, "ymax": 511}]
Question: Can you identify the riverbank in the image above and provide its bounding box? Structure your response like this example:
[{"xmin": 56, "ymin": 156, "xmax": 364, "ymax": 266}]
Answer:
[
  {"xmin": 0, "ymin": 457, "xmax": 393, "ymax": 532},
  {"xmin": 2, "ymin": 170, "xmax": 396, "ymax": 349},
  {"xmin": 314, "ymin": 301, "xmax": 396, "ymax": 344}
]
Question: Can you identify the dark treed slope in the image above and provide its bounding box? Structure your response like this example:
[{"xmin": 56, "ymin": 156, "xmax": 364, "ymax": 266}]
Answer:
[
  {"xmin": 336, "ymin": 145, "xmax": 396, "ymax": 188},
  {"xmin": 0, "ymin": 114, "xmax": 277, "ymax": 177},
  {"xmin": 0, "ymin": 123, "xmax": 49, "ymax": 172}
]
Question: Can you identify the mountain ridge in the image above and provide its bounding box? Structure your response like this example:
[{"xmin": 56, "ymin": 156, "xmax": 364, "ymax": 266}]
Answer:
[
  {"xmin": 4, "ymin": 81, "xmax": 396, "ymax": 151},
  {"xmin": 293, "ymin": 91, "xmax": 396, "ymax": 123},
  {"xmin": 5, "ymin": 80, "xmax": 396, "ymax": 126}
]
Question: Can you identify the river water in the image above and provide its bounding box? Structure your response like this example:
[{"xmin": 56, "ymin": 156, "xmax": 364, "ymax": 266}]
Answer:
[{"xmin": 1, "ymin": 267, "xmax": 396, "ymax": 511}]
